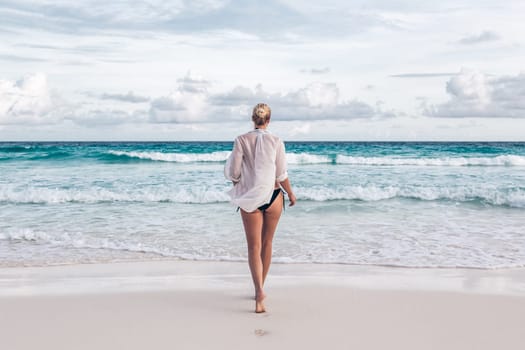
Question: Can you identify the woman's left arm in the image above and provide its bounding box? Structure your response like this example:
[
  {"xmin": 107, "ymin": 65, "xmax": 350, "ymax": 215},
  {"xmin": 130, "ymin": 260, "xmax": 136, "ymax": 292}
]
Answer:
[{"xmin": 224, "ymin": 137, "xmax": 243, "ymax": 184}]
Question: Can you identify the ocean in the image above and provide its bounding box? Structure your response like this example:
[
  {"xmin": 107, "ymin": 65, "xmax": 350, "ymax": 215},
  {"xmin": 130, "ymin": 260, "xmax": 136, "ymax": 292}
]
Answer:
[{"xmin": 1, "ymin": 141, "xmax": 524, "ymax": 269}]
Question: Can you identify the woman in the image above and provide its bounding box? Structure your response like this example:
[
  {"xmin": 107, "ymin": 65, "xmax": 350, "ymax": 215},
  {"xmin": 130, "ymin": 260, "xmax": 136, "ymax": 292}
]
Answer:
[{"xmin": 224, "ymin": 103, "xmax": 296, "ymax": 313}]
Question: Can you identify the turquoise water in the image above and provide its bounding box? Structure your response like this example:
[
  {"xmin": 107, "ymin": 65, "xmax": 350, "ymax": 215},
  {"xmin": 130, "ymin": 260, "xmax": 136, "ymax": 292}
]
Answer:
[{"xmin": 1, "ymin": 141, "xmax": 524, "ymax": 268}]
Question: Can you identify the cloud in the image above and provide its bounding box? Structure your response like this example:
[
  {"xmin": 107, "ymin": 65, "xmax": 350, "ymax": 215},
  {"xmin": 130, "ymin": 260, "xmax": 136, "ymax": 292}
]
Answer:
[
  {"xmin": 0, "ymin": 73, "xmax": 63, "ymax": 124},
  {"xmin": 66, "ymin": 109, "xmax": 148, "ymax": 126},
  {"xmin": 151, "ymin": 78, "xmax": 395, "ymax": 123},
  {"xmin": 300, "ymin": 67, "xmax": 330, "ymax": 74},
  {"xmin": 0, "ymin": 0, "xmax": 185, "ymax": 34},
  {"xmin": 2, "ymin": 72, "xmax": 395, "ymax": 126},
  {"xmin": 390, "ymin": 72, "xmax": 457, "ymax": 78},
  {"xmin": 0, "ymin": 0, "xmax": 294, "ymax": 37},
  {"xmin": 425, "ymin": 68, "xmax": 525, "ymax": 118},
  {"xmin": 250, "ymin": 83, "xmax": 396, "ymax": 120},
  {"xmin": 457, "ymin": 30, "xmax": 500, "ymax": 45},
  {"xmin": 0, "ymin": 74, "xmax": 151, "ymax": 126},
  {"xmin": 289, "ymin": 123, "xmax": 311, "ymax": 136},
  {"xmin": 0, "ymin": 54, "xmax": 48, "ymax": 62},
  {"xmin": 149, "ymin": 72, "xmax": 210, "ymax": 123},
  {"xmin": 176, "ymin": 73, "xmax": 211, "ymax": 93},
  {"xmin": 0, "ymin": 0, "xmax": 401, "ymax": 42},
  {"xmin": 100, "ymin": 91, "xmax": 150, "ymax": 103}
]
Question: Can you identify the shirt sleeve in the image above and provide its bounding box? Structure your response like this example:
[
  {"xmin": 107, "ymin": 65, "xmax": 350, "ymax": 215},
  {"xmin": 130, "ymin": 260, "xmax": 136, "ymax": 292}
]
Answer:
[
  {"xmin": 224, "ymin": 137, "xmax": 243, "ymax": 183},
  {"xmin": 275, "ymin": 140, "xmax": 288, "ymax": 182}
]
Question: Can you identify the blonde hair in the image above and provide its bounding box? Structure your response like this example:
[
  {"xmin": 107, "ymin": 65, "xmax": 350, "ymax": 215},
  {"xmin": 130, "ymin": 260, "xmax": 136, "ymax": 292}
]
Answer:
[{"xmin": 252, "ymin": 103, "xmax": 271, "ymax": 126}]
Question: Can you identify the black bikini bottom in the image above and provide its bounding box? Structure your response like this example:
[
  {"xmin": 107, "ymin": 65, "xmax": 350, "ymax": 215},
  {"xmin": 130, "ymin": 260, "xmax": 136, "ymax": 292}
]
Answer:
[{"xmin": 257, "ymin": 188, "xmax": 283, "ymax": 211}]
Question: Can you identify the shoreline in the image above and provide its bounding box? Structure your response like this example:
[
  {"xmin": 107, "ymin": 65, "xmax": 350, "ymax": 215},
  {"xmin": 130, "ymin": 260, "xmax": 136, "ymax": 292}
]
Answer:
[
  {"xmin": 4, "ymin": 255, "xmax": 525, "ymax": 270},
  {"xmin": 2, "ymin": 259, "xmax": 525, "ymax": 296},
  {"xmin": 1, "ymin": 260, "xmax": 525, "ymax": 350}
]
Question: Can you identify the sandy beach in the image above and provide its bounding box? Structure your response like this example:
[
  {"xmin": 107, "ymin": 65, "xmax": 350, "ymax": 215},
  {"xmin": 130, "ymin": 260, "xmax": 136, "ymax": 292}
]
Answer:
[{"xmin": 1, "ymin": 260, "xmax": 525, "ymax": 350}]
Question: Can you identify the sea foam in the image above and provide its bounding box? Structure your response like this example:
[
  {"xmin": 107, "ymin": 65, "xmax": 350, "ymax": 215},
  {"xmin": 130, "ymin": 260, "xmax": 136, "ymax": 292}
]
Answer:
[
  {"xmin": 106, "ymin": 150, "xmax": 333, "ymax": 164},
  {"xmin": 0, "ymin": 185, "xmax": 230, "ymax": 204},
  {"xmin": 0, "ymin": 228, "xmax": 177, "ymax": 257},
  {"xmin": 106, "ymin": 150, "xmax": 525, "ymax": 167},
  {"xmin": 0, "ymin": 228, "xmax": 245, "ymax": 264},
  {"xmin": 107, "ymin": 150, "xmax": 231, "ymax": 162},
  {"xmin": 297, "ymin": 185, "xmax": 525, "ymax": 207},
  {"xmin": 336, "ymin": 154, "xmax": 525, "ymax": 166},
  {"xmin": 2, "ymin": 184, "xmax": 524, "ymax": 207}
]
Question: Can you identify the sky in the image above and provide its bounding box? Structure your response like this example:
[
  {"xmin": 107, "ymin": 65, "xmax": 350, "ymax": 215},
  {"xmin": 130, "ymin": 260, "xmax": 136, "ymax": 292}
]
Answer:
[{"xmin": 1, "ymin": 0, "xmax": 525, "ymax": 141}]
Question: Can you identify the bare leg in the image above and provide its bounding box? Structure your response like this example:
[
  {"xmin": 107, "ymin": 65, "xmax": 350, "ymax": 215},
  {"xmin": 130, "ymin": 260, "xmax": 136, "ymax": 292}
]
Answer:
[
  {"xmin": 261, "ymin": 191, "xmax": 283, "ymax": 285},
  {"xmin": 241, "ymin": 209, "xmax": 266, "ymax": 313}
]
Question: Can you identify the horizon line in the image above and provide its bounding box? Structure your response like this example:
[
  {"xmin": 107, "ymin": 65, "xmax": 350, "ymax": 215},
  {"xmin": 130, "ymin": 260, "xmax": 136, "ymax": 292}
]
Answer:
[{"xmin": 2, "ymin": 140, "xmax": 525, "ymax": 143}]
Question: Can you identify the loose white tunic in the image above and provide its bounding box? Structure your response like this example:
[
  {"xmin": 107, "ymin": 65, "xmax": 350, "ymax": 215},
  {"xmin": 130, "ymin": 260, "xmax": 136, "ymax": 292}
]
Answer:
[{"xmin": 224, "ymin": 129, "xmax": 288, "ymax": 212}]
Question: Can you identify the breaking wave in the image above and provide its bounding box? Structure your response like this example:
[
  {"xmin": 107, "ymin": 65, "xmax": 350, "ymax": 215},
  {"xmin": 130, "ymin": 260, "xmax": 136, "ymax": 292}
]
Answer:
[
  {"xmin": 1, "ymin": 184, "xmax": 524, "ymax": 207},
  {"xmin": 105, "ymin": 151, "xmax": 525, "ymax": 167},
  {"xmin": 336, "ymin": 154, "xmax": 525, "ymax": 166},
  {"xmin": 105, "ymin": 150, "xmax": 231, "ymax": 162}
]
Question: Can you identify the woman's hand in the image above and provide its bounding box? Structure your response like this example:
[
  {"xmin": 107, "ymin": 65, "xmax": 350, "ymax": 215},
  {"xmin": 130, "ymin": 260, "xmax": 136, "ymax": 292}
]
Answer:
[{"xmin": 287, "ymin": 192, "xmax": 297, "ymax": 207}]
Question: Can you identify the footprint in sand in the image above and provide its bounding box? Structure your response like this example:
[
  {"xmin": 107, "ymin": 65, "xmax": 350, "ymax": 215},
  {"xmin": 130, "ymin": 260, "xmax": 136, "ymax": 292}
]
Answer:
[{"xmin": 254, "ymin": 329, "xmax": 268, "ymax": 336}]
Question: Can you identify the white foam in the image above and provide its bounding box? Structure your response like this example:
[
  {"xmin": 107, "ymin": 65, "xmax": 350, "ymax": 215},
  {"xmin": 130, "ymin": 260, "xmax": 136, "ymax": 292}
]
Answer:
[
  {"xmin": 336, "ymin": 154, "xmax": 525, "ymax": 166},
  {"xmin": 108, "ymin": 150, "xmax": 335, "ymax": 165},
  {"xmin": 108, "ymin": 150, "xmax": 525, "ymax": 167},
  {"xmin": 286, "ymin": 153, "xmax": 332, "ymax": 164},
  {"xmin": 0, "ymin": 229, "xmax": 246, "ymax": 264},
  {"xmin": 107, "ymin": 150, "xmax": 231, "ymax": 162},
  {"xmin": 0, "ymin": 185, "xmax": 230, "ymax": 204},
  {"xmin": 2, "ymin": 227, "xmax": 524, "ymax": 269},
  {"xmin": 297, "ymin": 185, "xmax": 525, "ymax": 207},
  {"xmin": 1, "ymin": 184, "xmax": 524, "ymax": 207},
  {"xmin": 298, "ymin": 185, "xmax": 397, "ymax": 202},
  {"xmin": 0, "ymin": 228, "xmax": 175, "ymax": 257}
]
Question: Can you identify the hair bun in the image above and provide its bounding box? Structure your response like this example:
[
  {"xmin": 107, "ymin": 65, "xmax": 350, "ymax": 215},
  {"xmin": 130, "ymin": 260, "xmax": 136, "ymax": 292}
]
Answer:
[
  {"xmin": 251, "ymin": 103, "xmax": 272, "ymax": 126},
  {"xmin": 256, "ymin": 108, "xmax": 266, "ymax": 118}
]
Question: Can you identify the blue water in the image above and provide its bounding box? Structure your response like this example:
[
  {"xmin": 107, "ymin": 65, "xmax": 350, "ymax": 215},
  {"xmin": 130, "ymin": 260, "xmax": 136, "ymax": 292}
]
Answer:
[{"xmin": 1, "ymin": 141, "xmax": 524, "ymax": 268}]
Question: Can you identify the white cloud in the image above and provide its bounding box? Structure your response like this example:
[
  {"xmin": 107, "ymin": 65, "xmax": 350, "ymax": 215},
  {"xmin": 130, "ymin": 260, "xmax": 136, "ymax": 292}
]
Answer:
[
  {"xmin": 0, "ymin": 74, "xmax": 150, "ymax": 126},
  {"xmin": 458, "ymin": 30, "xmax": 500, "ymax": 45},
  {"xmin": 289, "ymin": 123, "xmax": 311, "ymax": 136},
  {"xmin": 0, "ymin": 0, "xmax": 402, "ymax": 42},
  {"xmin": 0, "ymin": 73, "xmax": 62, "ymax": 125},
  {"xmin": 148, "ymin": 75, "xmax": 395, "ymax": 124},
  {"xmin": 390, "ymin": 72, "xmax": 457, "ymax": 78},
  {"xmin": 212, "ymin": 82, "xmax": 395, "ymax": 121},
  {"xmin": 300, "ymin": 67, "xmax": 330, "ymax": 74},
  {"xmin": 99, "ymin": 91, "xmax": 150, "ymax": 103},
  {"xmin": 66, "ymin": 109, "xmax": 147, "ymax": 126},
  {"xmin": 149, "ymin": 72, "xmax": 211, "ymax": 123},
  {"xmin": 426, "ymin": 68, "xmax": 525, "ymax": 118},
  {"xmin": 446, "ymin": 69, "xmax": 490, "ymax": 105},
  {"xmin": 285, "ymin": 82, "xmax": 340, "ymax": 107}
]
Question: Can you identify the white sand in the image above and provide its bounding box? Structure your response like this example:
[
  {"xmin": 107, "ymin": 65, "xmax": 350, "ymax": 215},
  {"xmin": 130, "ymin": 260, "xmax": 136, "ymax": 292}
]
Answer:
[{"xmin": 1, "ymin": 260, "xmax": 525, "ymax": 350}]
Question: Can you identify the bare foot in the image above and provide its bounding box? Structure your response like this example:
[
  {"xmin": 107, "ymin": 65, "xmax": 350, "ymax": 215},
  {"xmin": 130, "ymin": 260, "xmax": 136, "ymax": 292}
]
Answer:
[
  {"xmin": 255, "ymin": 299, "xmax": 266, "ymax": 313},
  {"xmin": 255, "ymin": 290, "xmax": 266, "ymax": 313}
]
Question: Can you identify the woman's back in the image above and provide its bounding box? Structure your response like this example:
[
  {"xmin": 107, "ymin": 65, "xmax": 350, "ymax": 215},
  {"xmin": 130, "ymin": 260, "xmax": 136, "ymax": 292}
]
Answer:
[{"xmin": 225, "ymin": 129, "xmax": 287, "ymax": 212}]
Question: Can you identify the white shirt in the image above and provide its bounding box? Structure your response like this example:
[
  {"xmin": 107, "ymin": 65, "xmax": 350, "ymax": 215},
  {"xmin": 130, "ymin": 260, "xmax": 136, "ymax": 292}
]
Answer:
[{"xmin": 224, "ymin": 129, "xmax": 288, "ymax": 212}]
